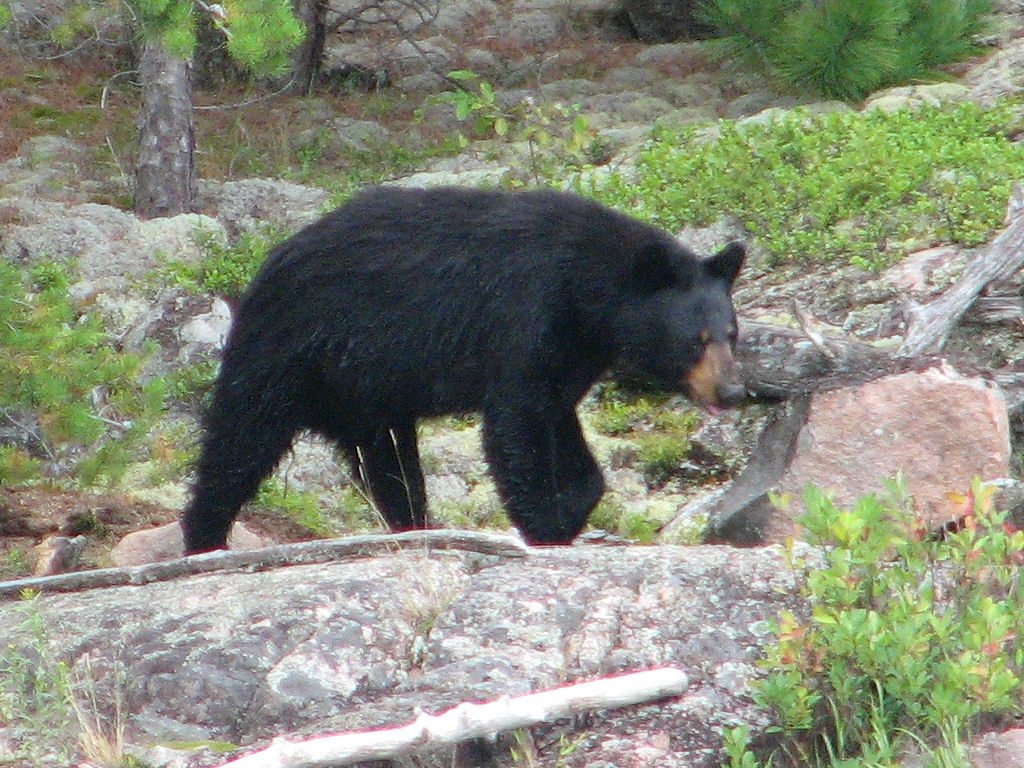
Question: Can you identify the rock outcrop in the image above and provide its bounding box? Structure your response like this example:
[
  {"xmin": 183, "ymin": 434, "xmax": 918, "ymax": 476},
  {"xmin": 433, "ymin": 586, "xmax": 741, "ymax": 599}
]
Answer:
[{"xmin": 0, "ymin": 538, "xmax": 802, "ymax": 767}]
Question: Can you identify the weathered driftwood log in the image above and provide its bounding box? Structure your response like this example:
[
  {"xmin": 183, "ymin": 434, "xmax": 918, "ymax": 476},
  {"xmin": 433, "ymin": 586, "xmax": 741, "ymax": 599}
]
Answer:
[
  {"xmin": 900, "ymin": 183, "xmax": 1024, "ymax": 357},
  {"xmin": 735, "ymin": 187, "xmax": 1024, "ymax": 401},
  {"xmin": 216, "ymin": 668, "xmax": 690, "ymax": 768},
  {"xmin": 735, "ymin": 318, "xmax": 932, "ymax": 400}
]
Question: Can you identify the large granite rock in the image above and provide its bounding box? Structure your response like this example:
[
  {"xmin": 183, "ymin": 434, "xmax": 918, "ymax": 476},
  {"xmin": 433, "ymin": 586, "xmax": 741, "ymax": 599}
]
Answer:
[
  {"xmin": 0, "ymin": 539, "xmax": 803, "ymax": 767},
  {"xmin": 706, "ymin": 364, "xmax": 1010, "ymax": 544}
]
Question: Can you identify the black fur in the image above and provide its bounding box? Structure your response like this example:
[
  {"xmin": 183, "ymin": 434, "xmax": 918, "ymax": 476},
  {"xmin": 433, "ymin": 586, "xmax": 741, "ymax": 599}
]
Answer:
[{"xmin": 181, "ymin": 186, "xmax": 745, "ymax": 552}]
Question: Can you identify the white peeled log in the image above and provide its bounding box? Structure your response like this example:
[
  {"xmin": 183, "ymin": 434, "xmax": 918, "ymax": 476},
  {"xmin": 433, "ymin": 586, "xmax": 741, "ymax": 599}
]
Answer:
[{"xmin": 216, "ymin": 667, "xmax": 689, "ymax": 768}]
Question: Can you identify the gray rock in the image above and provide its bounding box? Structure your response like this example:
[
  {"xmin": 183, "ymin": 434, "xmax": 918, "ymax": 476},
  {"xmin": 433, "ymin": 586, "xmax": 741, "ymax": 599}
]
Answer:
[
  {"xmin": 863, "ymin": 83, "xmax": 971, "ymax": 113},
  {"xmin": 583, "ymin": 92, "xmax": 675, "ymax": 125},
  {"xmin": 32, "ymin": 535, "xmax": 88, "ymax": 576},
  {"xmin": 0, "ymin": 198, "xmax": 223, "ymax": 284},
  {"xmin": 634, "ymin": 41, "xmax": 709, "ymax": 73},
  {"xmin": 329, "ymin": 117, "xmax": 393, "ymax": 152},
  {"xmin": 391, "ymin": 36, "xmax": 454, "ymax": 77},
  {"xmin": 196, "ymin": 177, "xmax": 330, "ymax": 237},
  {"xmin": 494, "ymin": 9, "xmax": 567, "ymax": 47},
  {"xmin": 970, "ymin": 728, "xmax": 1024, "ymax": 768},
  {"xmin": 178, "ymin": 296, "xmax": 232, "ymax": 348},
  {"xmin": 0, "ymin": 135, "xmax": 88, "ymax": 201},
  {"xmin": 538, "ymin": 77, "xmax": 603, "ymax": 101},
  {"xmin": 462, "ymin": 47, "xmax": 504, "ymax": 77},
  {"xmin": 654, "ymin": 105, "xmax": 719, "ymax": 127},
  {"xmin": 618, "ymin": 0, "xmax": 712, "ymax": 43},
  {"xmin": 965, "ymin": 39, "xmax": 1024, "ymax": 105},
  {"xmin": 662, "ymin": 79, "xmax": 723, "ymax": 108},
  {"xmin": 723, "ymin": 91, "xmax": 795, "ymax": 120},
  {"xmin": 601, "ymin": 65, "xmax": 665, "ymax": 90},
  {"xmin": 677, "ymin": 217, "xmax": 749, "ymax": 258}
]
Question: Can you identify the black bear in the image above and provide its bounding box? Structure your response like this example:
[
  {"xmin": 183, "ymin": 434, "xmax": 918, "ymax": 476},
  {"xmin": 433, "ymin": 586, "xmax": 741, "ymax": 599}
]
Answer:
[{"xmin": 181, "ymin": 186, "xmax": 745, "ymax": 553}]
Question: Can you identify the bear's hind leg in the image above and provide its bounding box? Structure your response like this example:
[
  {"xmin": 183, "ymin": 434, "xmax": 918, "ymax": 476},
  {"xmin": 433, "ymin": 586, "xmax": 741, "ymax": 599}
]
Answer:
[{"xmin": 347, "ymin": 423, "xmax": 428, "ymax": 531}]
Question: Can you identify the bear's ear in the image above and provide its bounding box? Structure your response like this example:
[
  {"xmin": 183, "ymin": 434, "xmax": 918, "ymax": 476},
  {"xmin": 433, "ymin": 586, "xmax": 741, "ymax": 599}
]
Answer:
[
  {"xmin": 632, "ymin": 245, "xmax": 680, "ymax": 293},
  {"xmin": 704, "ymin": 241, "xmax": 745, "ymax": 287}
]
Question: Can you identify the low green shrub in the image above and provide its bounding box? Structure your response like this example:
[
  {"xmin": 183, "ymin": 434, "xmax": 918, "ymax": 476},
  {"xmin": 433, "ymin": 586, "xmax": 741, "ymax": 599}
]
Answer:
[
  {"xmin": 732, "ymin": 476, "xmax": 1024, "ymax": 767},
  {"xmin": 589, "ymin": 101, "xmax": 1024, "ymax": 271},
  {"xmin": 162, "ymin": 225, "xmax": 285, "ymax": 299},
  {"xmin": 437, "ymin": 70, "xmax": 599, "ymax": 185},
  {"xmin": 0, "ymin": 260, "xmax": 165, "ymax": 484},
  {"xmin": 255, "ymin": 479, "xmax": 338, "ymax": 536}
]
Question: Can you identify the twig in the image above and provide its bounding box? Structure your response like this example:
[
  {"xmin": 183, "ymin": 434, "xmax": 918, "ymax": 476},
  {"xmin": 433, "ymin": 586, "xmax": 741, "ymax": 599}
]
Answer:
[
  {"xmin": 216, "ymin": 667, "xmax": 689, "ymax": 768},
  {"xmin": 193, "ymin": 79, "xmax": 298, "ymax": 111},
  {"xmin": 791, "ymin": 299, "xmax": 836, "ymax": 361}
]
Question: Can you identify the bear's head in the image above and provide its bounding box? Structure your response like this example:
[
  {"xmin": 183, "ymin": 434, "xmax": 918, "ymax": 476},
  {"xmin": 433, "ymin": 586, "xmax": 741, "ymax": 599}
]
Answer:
[{"xmin": 613, "ymin": 240, "xmax": 746, "ymax": 411}]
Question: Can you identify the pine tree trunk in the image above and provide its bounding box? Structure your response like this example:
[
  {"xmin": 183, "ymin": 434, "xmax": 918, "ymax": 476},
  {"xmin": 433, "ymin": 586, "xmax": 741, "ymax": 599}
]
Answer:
[
  {"xmin": 135, "ymin": 39, "xmax": 196, "ymax": 219},
  {"xmin": 289, "ymin": 0, "xmax": 326, "ymax": 95}
]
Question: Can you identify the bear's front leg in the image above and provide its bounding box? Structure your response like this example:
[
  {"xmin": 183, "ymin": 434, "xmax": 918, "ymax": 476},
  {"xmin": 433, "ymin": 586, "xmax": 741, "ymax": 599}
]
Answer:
[{"xmin": 483, "ymin": 399, "xmax": 605, "ymax": 545}]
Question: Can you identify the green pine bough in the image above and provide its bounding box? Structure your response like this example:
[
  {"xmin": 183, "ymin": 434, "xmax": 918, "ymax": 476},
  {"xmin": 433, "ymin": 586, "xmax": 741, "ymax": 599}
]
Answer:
[
  {"xmin": 698, "ymin": 0, "xmax": 993, "ymax": 101},
  {"xmin": 131, "ymin": 0, "xmax": 303, "ymax": 76},
  {"xmin": 0, "ymin": 260, "xmax": 165, "ymax": 485}
]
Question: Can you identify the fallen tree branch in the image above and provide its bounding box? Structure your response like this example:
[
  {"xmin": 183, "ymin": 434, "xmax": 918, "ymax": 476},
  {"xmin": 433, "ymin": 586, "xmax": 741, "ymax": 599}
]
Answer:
[
  {"xmin": 899, "ymin": 182, "xmax": 1024, "ymax": 357},
  {"xmin": 735, "ymin": 319, "xmax": 930, "ymax": 398},
  {"xmin": 0, "ymin": 529, "xmax": 528, "ymax": 598},
  {"xmin": 791, "ymin": 299, "xmax": 837, "ymax": 361},
  {"xmin": 730, "ymin": 187, "xmax": 1024, "ymax": 400},
  {"xmin": 216, "ymin": 667, "xmax": 689, "ymax": 768}
]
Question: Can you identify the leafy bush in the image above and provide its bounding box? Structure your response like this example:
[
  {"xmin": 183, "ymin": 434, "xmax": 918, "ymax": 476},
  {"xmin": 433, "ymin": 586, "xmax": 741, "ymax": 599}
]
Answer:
[
  {"xmin": 588, "ymin": 100, "xmax": 1024, "ymax": 270},
  {"xmin": 437, "ymin": 70, "xmax": 599, "ymax": 185},
  {"xmin": 735, "ymin": 477, "xmax": 1024, "ymax": 767},
  {"xmin": 255, "ymin": 479, "xmax": 339, "ymax": 536},
  {"xmin": 162, "ymin": 225, "xmax": 284, "ymax": 298},
  {"xmin": 0, "ymin": 260, "xmax": 165, "ymax": 484},
  {"xmin": 699, "ymin": 0, "xmax": 993, "ymax": 100}
]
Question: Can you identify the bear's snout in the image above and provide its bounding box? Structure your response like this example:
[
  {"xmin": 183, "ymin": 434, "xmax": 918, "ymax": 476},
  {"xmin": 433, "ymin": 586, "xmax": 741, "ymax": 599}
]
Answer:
[{"xmin": 685, "ymin": 341, "xmax": 745, "ymax": 411}]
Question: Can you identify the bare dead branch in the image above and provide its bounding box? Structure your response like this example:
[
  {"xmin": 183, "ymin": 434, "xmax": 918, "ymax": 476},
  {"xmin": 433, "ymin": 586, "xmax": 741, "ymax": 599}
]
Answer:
[
  {"xmin": 899, "ymin": 183, "xmax": 1024, "ymax": 357},
  {"xmin": 215, "ymin": 667, "xmax": 689, "ymax": 768},
  {"xmin": 0, "ymin": 529, "xmax": 528, "ymax": 598}
]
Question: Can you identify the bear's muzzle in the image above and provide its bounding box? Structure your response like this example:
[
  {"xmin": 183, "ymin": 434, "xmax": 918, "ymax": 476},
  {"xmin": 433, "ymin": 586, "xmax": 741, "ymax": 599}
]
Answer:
[{"xmin": 685, "ymin": 341, "xmax": 746, "ymax": 412}]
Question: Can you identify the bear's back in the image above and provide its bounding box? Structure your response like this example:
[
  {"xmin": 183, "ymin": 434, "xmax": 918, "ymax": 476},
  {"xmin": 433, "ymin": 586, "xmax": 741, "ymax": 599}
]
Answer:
[{"xmin": 226, "ymin": 186, "xmax": 701, "ymax": 419}]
